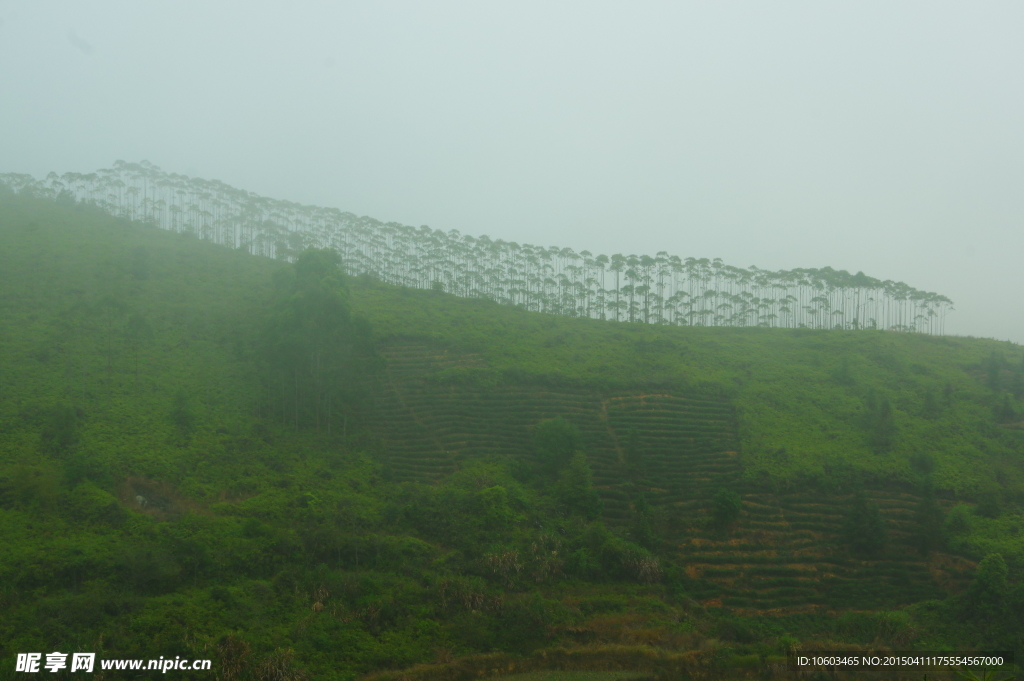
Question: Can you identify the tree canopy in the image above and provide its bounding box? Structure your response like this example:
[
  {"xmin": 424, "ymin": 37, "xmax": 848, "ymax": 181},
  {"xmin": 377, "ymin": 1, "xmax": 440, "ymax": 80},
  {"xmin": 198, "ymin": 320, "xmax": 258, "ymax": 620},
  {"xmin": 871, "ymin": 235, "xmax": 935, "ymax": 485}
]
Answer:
[
  {"xmin": 842, "ymin": 491, "xmax": 889, "ymax": 555},
  {"xmin": 262, "ymin": 248, "xmax": 375, "ymax": 433},
  {"xmin": 2, "ymin": 162, "xmax": 954, "ymax": 334},
  {"xmin": 534, "ymin": 417, "xmax": 583, "ymax": 470}
]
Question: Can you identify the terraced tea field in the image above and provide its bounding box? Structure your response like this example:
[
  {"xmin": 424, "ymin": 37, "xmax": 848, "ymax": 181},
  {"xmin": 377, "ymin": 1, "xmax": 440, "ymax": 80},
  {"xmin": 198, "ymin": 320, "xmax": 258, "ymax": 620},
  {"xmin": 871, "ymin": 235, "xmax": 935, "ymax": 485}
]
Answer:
[
  {"xmin": 671, "ymin": 486, "xmax": 971, "ymax": 613},
  {"xmin": 369, "ymin": 342, "xmax": 970, "ymax": 613},
  {"xmin": 369, "ymin": 343, "xmax": 740, "ymax": 504}
]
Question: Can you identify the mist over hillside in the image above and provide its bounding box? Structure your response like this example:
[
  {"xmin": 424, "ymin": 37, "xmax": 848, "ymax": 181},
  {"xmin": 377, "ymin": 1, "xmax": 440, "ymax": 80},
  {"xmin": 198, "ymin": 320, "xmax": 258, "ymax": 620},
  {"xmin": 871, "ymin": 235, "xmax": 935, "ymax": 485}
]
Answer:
[
  {"xmin": 1, "ymin": 190, "xmax": 1023, "ymax": 679},
  {"xmin": 3, "ymin": 164, "xmax": 954, "ymax": 335},
  {"xmin": 4, "ymin": 3, "xmax": 1022, "ymax": 343},
  {"xmin": 5, "ymin": 3, "xmax": 1024, "ymax": 677}
]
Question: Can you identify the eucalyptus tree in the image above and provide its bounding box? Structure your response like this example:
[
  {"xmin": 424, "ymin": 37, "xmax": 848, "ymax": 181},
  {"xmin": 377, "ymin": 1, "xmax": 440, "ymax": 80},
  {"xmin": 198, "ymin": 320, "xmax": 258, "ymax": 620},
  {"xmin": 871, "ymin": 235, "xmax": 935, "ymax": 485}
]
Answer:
[{"xmin": 3, "ymin": 163, "xmax": 955, "ymax": 334}]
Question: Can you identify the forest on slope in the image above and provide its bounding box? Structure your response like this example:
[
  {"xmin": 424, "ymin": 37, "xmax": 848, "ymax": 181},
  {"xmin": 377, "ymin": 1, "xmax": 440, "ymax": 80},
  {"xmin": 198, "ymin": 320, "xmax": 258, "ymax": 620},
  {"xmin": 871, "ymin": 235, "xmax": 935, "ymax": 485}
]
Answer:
[
  {"xmin": 1, "ymin": 188, "xmax": 1023, "ymax": 680},
  {"xmin": 1, "ymin": 163, "xmax": 953, "ymax": 333}
]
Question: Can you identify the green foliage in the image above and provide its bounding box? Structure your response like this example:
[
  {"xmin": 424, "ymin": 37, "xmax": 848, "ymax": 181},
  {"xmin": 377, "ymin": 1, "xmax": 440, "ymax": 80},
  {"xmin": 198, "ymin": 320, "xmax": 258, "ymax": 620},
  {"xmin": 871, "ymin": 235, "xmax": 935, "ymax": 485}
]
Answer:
[
  {"xmin": 428, "ymin": 366, "xmax": 498, "ymax": 388},
  {"xmin": 564, "ymin": 548, "xmax": 602, "ymax": 579},
  {"xmin": 560, "ymin": 522, "xmax": 661, "ymax": 583},
  {"xmin": 477, "ymin": 485, "xmax": 515, "ymax": 531},
  {"xmin": 921, "ymin": 389, "xmax": 941, "ymax": 419},
  {"xmin": 352, "ymin": 267, "xmax": 1021, "ymax": 497},
  {"xmin": 975, "ymin": 482, "xmax": 1003, "ymax": 519},
  {"xmin": 995, "ymin": 393, "xmax": 1017, "ymax": 424},
  {"xmin": 0, "ymin": 461, "xmax": 61, "ymax": 511},
  {"xmin": 984, "ymin": 352, "xmax": 1005, "ymax": 391},
  {"xmin": 803, "ymin": 609, "xmax": 919, "ymax": 647},
  {"xmin": 944, "ymin": 504, "xmax": 973, "ymax": 542},
  {"xmin": 623, "ymin": 427, "xmax": 644, "ymax": 481},
  {"xmin": 4, "ymin": 193, "xmax": 1024, "ymax": 678},
  {"xmin": 712, "ymin": 488, "xmax": 743, "ymax": 529},
  {"xmin": 966, "ymin": 553, "xmax": 1009, "ymax": 616},
  {"xmin": 627, "ymin": 490, "xmax": 655, "ymax": 549},
  {"xmin": 397, "ymin": 464, "xmax": 528, "ymax": 549},
  {"xmin": 911, "ymin": 451, "xmax": 936, "ymax": 477},
  {"xmin": 913, "ymin": 486, "xmax": 945, "ymax": 556},
  {"xmin": 842, "ymin": 491, "xmax": 888, "ymax": 555},
  {"xmin": 555, "ymin": 453, "xmax": 603, "ymax": 520},
  {"xmin": 863, "ymin": 389, "xmax": 898, "ymax": 454},
  {"xmin": 534, "ymin": 417, "xmax": 583, "ymax": 470},
  {"xmin": 39, "ymin": 403, "xmax": 79, "ymax": 455},
  {"xmin": 1010, "ymin": 364, "xmax": 1024, "ymax": 400},
  {"xmin": 831, "ymin": 356, "xmax": 856, "ymax": 386},
  {"xmin": 170, "ymin": 390, "xmax": 196, "ymax": 443},
  {"xmin": 262, "ymin": 248, "xmax": 376, "ymax": 433},
  {"xmin": 67, "ymin": 480, "xmax": 125, "ymax": 525}
]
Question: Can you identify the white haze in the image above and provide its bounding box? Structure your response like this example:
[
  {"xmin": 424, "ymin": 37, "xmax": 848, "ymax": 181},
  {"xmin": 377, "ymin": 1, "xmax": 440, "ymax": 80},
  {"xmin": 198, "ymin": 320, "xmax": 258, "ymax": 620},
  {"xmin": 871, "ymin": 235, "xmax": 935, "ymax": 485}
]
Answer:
[{"xmin": 1, "ymin": 1, "xmax": 1022, "ymax": 342}]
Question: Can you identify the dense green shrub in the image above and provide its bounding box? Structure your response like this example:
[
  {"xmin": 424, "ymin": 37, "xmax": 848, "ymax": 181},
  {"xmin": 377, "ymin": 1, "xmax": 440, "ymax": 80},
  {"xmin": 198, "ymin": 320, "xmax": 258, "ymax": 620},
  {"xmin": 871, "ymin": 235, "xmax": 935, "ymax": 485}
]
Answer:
[
  {"xmin": 555, "ymin": 453, "xmax": 603, "ymax": 520},
  {"xmin": 842, "ymin": 491, "xmax": 888, "ymax": 555},
  {"xmin": 534, "ymin": 417, "xmax": 583, "ymax": 471},
  {"xmin": 913, "ymin": 486, "xmax": 945, "ymax": 555},
  {"xmin": 966, "ymin": 553, "xmax": 1008, "ymax": 615},
  {"xmin": 712, "ymin": 488, "xmax": 743, "ymax": 529}
]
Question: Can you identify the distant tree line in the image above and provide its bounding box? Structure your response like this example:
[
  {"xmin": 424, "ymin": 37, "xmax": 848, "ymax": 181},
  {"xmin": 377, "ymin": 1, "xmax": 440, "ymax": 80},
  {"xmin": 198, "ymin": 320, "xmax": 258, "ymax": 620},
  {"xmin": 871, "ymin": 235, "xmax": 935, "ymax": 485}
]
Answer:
[{"xmin": 2, "ymin": 161, "xmax": 954, "ymax": 333}]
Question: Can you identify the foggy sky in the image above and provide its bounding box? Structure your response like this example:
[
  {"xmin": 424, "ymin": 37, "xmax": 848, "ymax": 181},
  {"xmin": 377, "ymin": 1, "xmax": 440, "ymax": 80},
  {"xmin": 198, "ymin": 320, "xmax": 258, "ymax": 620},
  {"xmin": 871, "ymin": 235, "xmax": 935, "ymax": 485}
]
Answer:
[{"xmin": 2, "ymin": 2, "xmax": 1022, "ymax": 343}]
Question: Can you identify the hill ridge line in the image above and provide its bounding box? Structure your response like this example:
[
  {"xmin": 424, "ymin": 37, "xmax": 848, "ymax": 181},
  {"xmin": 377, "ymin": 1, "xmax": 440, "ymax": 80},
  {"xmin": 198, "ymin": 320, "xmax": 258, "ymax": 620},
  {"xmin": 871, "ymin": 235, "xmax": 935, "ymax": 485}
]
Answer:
[{"xmin": 2, "ymin": 161, "xmax": 953, "ymax": 333}]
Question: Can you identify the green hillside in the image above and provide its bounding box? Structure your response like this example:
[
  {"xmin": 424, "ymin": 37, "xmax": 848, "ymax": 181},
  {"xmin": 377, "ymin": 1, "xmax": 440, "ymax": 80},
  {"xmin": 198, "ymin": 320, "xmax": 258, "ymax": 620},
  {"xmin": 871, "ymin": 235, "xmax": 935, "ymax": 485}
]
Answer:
[{"xmin": 2, "ymin": 190, "xmax": 1024, "ymax": 680}]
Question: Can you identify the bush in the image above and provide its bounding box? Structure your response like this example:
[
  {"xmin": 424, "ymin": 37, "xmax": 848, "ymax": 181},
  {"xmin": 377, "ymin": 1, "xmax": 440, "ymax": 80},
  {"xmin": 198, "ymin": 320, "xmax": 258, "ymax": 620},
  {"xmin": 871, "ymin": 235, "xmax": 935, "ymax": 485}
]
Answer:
[
  {"xmin": 555, "ymin": 453, "xmax": 603, "ymax": 520},
  {"xmin": 41, "ymin": 404, "xmax": 79, "ymax": 455},
  {"xmin": 534, "ymin": 417, "xmax": 583, "ymax": 470},
  {"xmin": 944, "ymin": 503, "xmax": 973, "ymax": 539},
  {"xmin": 842, "ymin": 491, "xmax": 888, "ymax": 555},
  {"xmin": 967, "ymin": 553, "xmax": 1008, "ymax": 616},
  {"xmin": 913, "ymin": 487, "xmax": 945, "ymax": 555},
  {"xmin": 629, "ymin": 491, "xmax": 656, "ymax": 548},
  {"xmin": 864, "ymin": 390, "xmax": 898, "ymax": 454},
  {"xmin": 564, "ymin": 548, "xmax": 602, "ymax": 579},
  {"xmin": 170, "ymin": 390, "xmax": 196, "ymax": 442},
  {"xmin": 67, "ymin": 481, "xmax": 125, "ymax": 526},
  {"xmin": 712, "ymin": 488, "xmax": 743, "ymax": 528},
  {"xmin": 476, "ymin": 485, "xmax": 514, "ymax": 531},
  {"xmin": 975, "ymin": 483, "xmax": 1003, "ymax": 519}
]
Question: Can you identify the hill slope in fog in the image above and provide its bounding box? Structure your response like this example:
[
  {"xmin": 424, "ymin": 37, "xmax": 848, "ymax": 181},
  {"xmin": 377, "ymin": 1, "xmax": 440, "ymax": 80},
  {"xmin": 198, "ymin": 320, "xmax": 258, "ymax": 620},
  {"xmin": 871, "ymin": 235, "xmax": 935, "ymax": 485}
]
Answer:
[{"xmin": 1, "ymin": 190, "xmax": 1023, "ymax": 679}]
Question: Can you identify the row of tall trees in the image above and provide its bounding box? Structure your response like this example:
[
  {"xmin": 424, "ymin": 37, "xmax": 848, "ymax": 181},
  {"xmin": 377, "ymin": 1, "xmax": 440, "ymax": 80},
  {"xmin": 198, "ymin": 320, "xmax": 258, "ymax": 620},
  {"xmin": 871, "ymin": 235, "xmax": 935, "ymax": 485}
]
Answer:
[{"xmin": 2, "ymin": 161, "xmax": 954, "ymax": 333}]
